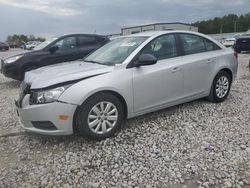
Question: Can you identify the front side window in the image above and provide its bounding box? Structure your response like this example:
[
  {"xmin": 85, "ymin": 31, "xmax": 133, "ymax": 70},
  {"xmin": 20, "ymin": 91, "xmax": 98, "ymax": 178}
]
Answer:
[
  {"xmin": 140, "ymin": 34, "xmax": 177, "ymax": 60},
  {"xmin": 180, "ymin": 34, "xmax": 206, "ymax": 55},
  {"xmin": 54, "ymin": 37, "xmax": 77, "ymax": 50},
  {"xmin": 237, "ymin": 38, "xmax": 250, "ymax": 44},
  {"xmin": 84, "ymin": 36, "xmax": 148, "ymax": 65},
  {"xmin": 33, "ymin": 37, "xmax": 58, "ymax": 50}
]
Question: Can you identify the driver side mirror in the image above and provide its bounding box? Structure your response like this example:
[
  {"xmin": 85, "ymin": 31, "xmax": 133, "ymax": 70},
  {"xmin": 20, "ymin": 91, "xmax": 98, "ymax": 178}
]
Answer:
[
  {"xmin": 134, "ymin": 54, "xmax": 157, "ymax": 67},
  {"xmin": 49, "ymin": 45, "xmax": 59, "ymax": 53}
]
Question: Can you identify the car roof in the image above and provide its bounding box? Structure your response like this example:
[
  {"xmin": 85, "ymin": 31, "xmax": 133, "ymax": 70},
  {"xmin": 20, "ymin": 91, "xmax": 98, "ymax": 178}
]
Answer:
[
  {"xmin": 119, "ymin": 30, "xmax": 225, "ymax": 49},
  {"xmin": 124, "ymin": 30, "xmax": 210, "ymax": 38},
  {"xmin": 59, "ymin": 33, "xmax": 108, "ymax": 38}
]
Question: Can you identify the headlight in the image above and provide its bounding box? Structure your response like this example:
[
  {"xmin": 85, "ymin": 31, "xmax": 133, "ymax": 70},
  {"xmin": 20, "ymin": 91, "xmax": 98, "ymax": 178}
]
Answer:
[
  {"xmin": 4, "ymin": 55, "xmax": 23, "ymax": 64},
  {"xmin": 30, "ymin": 85, "xmax": 70, "ymax": 104}
]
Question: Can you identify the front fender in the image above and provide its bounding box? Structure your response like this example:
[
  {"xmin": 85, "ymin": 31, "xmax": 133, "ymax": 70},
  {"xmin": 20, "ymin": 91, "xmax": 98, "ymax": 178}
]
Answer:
[{"xmin": 59, "ymin": 69, "xmax": 134, "ymax": 118}]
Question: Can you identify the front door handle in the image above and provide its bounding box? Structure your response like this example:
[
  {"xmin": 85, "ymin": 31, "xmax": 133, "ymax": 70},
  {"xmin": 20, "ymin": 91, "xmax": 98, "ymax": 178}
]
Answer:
[{"xmin": 171, "ymin": 66, "xmax": 181, "ymax": 73}]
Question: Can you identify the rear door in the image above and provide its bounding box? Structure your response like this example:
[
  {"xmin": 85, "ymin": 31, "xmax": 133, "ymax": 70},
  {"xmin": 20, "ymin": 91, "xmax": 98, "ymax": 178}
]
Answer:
[{"xmin": 178, "ymin": 34, "xmax": 221, "ymax": 97}]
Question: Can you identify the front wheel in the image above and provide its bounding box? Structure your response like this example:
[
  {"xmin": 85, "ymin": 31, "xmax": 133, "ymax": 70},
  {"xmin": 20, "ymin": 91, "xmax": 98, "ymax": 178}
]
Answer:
[
  {"xmin": 74, "ymin": 92, "xmax": 124, "ymax": 140},
  {"xmin": 207, "ymin": 71, "xmax": 232, "ymax": 103}
]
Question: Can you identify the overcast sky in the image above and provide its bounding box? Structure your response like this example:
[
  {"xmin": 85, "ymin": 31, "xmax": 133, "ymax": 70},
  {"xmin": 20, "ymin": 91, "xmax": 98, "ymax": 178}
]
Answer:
[{"xmin": 0, "ymin": 0, "xmax": 250, "ymax": 41}]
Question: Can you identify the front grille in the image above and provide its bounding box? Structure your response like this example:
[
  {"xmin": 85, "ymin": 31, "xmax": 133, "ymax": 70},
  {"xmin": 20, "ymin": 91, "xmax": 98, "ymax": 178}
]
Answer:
[{"xmin": 32, "ymin": 121, "xmax": 57, "ymax": 130}]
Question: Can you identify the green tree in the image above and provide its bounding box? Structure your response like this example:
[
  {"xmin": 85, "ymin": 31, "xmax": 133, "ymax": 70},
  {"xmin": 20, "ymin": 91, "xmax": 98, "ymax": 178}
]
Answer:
[
  {"xmin": 192, "ymin": 12, "xmax": 250, "ymax": 34},
  {"xmin": 6, "ymin": 34, "xmax": 45, "ymax": 46}
]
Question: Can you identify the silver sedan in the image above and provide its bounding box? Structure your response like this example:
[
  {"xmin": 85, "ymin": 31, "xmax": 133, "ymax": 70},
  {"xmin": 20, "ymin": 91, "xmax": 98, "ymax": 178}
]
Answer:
[{"xmin": 16, "ymin": 31, "xmax": 238, "ymax": 139}]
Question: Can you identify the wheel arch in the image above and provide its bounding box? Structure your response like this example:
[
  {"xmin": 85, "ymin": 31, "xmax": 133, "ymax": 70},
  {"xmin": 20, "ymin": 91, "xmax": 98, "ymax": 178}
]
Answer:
[
  {"xmin": 217, "ymin": 68, "xmax": 233, "ymax": 81},
  {"xmin": 73, "ymin": 90, "xmax": 128, "ymax": 134},
  {"xmin": 208, "ymin": 67, "xmax": 233, "ymax": 97}
]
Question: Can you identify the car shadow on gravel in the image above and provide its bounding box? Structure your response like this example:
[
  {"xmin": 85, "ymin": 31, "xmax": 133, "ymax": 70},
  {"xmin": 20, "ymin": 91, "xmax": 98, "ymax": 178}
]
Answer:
[
  {"xmin": 0, "ymin": 80, "xmax": 20, "ymax": 89},
  {"xmin": 123, "ymin": 98, "xmax": 206, "ymax": 126}
]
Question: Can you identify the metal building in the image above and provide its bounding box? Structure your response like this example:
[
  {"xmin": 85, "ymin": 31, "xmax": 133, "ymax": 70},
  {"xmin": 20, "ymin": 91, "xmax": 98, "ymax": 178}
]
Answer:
[{"xmin": 121, "ymin": 22, "xmax": 198, "ymax": 35}]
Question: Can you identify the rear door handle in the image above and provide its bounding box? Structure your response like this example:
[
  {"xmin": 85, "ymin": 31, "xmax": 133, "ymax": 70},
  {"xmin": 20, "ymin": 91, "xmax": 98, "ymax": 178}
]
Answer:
[
  {"xmin": 206, "ymin": 58, "xmax": 216, "ymax": 64},
  {"xmin": 171, "ymin": 66, "xmax": 181, "ymax": 73}
]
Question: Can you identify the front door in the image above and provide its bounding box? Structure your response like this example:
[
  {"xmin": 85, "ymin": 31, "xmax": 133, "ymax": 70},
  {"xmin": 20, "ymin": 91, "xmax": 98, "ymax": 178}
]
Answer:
[
  {"xmin": 132, "ymin": 34, "xmax": 184, "ymax": 113},
  {"xmin": 44, "ymin": 36, "xmax": 78, "ymax": 66}
]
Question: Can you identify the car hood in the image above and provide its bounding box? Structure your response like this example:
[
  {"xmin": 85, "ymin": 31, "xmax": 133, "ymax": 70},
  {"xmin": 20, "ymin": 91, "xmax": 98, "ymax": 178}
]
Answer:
[
  {"xmin": 2, "ymin": 50, "xmax": 41, "ymax": 60},
  {"xmin": 24, "ymin": 60, "xmax": 114, "ymax": 89}
]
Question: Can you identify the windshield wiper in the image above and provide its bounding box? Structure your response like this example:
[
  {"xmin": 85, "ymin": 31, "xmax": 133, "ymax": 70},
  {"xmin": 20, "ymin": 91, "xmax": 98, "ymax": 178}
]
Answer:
[
  {"xmin": 84, "ymin": 60, "xmax": 115, "ymax": 66},
  {"xmin": 84, "ymin": 60, "xmax": 103, "ymax": 65}
]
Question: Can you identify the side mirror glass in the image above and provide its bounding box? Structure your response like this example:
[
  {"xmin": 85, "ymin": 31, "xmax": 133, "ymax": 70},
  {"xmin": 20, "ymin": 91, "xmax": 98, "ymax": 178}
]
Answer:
[
  {"xmin": 134, "ymin": 54, "xmax": 157, "ymax": 67},
  {"xmin": 49, "ymin": 45, "xmax": 59, "ymax": 53}
]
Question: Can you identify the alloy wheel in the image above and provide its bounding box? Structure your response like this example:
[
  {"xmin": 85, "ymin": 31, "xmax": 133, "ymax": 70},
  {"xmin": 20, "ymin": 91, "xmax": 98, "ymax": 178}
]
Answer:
[
  {"xmin": 88, "ymin": 101, "xmax": 118, "ymax": 134},
  {"xmin": 215, "ymin": 76, "xmax": 229, "ymax": 98}
]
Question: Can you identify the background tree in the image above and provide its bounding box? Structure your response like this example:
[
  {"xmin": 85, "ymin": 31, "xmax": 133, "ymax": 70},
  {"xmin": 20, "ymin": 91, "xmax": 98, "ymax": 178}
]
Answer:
[
  {"xmin": 193, "ymin": 12, "xmax": 250, "ymax": 34},
  {"xmin": 6, "ymin": 34, "xmax": 45, "ymax": 46}
]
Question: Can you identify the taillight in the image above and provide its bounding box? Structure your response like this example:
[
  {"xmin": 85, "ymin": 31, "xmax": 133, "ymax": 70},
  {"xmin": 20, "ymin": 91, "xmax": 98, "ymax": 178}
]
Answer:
[{"xmin": 234, "ymin": 51, "xmax": 238, "ymax": 59}]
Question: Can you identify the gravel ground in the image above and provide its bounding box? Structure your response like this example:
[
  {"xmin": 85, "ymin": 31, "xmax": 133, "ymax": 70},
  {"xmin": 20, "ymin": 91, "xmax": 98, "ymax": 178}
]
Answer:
[{"xmin": 0, "ymin": 49, "xmax": 249, "ymax": 188}]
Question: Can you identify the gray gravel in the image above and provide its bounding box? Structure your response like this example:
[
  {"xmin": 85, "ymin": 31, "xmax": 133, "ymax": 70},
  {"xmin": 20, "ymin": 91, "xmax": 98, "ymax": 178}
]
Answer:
[{"xmin": 0, "ymin": 49, "xmax": 249, "ymax": 188}]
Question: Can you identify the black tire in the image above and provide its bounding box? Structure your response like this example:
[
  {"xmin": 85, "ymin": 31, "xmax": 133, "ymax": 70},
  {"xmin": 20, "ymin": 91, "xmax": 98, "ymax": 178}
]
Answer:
[
  {"xmin": 207, "ymin": 71, "xmax": 232, "ymax": 103},
  {"xmin": 74, "ymin": 92, "xmax": 124, "ymax": 140}
]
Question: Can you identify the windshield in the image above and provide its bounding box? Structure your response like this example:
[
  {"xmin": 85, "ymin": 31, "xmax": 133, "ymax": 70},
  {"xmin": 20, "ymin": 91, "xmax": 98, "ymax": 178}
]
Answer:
[
  {"xmin": 84, "ymin": 36, "xmax": 148, "ymax": 65},
  {"xmin": 33, "ymin": 37, "xmax": 58, "ymax": 50}
]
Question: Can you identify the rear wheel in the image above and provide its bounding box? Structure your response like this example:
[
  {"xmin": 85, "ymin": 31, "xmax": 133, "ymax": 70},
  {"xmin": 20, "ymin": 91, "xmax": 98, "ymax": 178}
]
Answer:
[
  {"xmin": 207, "ymin": 71, "xmax": 232, "ymax": 103},
  {"xmin": 74, "ymin": 92, "xmax": 124, "ymax": 140}
]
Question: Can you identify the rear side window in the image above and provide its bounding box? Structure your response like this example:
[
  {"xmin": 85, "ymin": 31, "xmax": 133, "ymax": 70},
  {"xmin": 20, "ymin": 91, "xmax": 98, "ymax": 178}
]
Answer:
[
  {"xmin": 140, "ymin": 34, "xmax": 178, "ymax": 60},
  {"xmin": 78, "ymin": 36, "xmax": 97, "ymax": 47},
  {"xmin": 204, "ymin": 39, "xmax": 221, "ymax": 51},
  {"xmin": 180, "ymin": 34, "xmax": 206, "ymax": 55}
]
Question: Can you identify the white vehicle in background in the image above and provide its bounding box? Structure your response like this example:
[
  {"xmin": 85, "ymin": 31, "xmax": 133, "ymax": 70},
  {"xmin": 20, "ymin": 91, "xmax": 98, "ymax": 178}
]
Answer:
[
  {"xmin": 25, "ymin": 41, "xmax": 41, "ymax": 50},
  {"xmin": 222, "ymin": 38, "xmax": 236, "ymax": 47}
]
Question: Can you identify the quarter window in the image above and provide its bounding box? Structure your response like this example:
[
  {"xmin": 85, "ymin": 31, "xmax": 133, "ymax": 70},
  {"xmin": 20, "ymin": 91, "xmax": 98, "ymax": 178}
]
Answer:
[
  {"xmin": 180, "ymin": 34, "xmax": 206, "ymax": 55},
  {"xmin": 204, "ymin": 39, "xmax": 221, "ymax": 51},
  {"xmin": 141, "ymin": 35, "xmax": 177, "ymax": 60}
]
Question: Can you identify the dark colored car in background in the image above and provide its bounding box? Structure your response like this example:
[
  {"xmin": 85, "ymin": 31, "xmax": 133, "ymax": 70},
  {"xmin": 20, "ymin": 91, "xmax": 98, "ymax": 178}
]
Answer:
[
  {"xmin": 233, "ymin": 36, "xmax": 250, "ymax": 53},
  {"xmin": 0, "ymin": 34, "xmax": 110, "ymax": 81},
  {"xmin": 7, "ymin": 42, "xmax": 19, "ymax": 48},
  {"xmin": 0, "ymin": 42, "xmax": 9, "ymax": 51}
]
